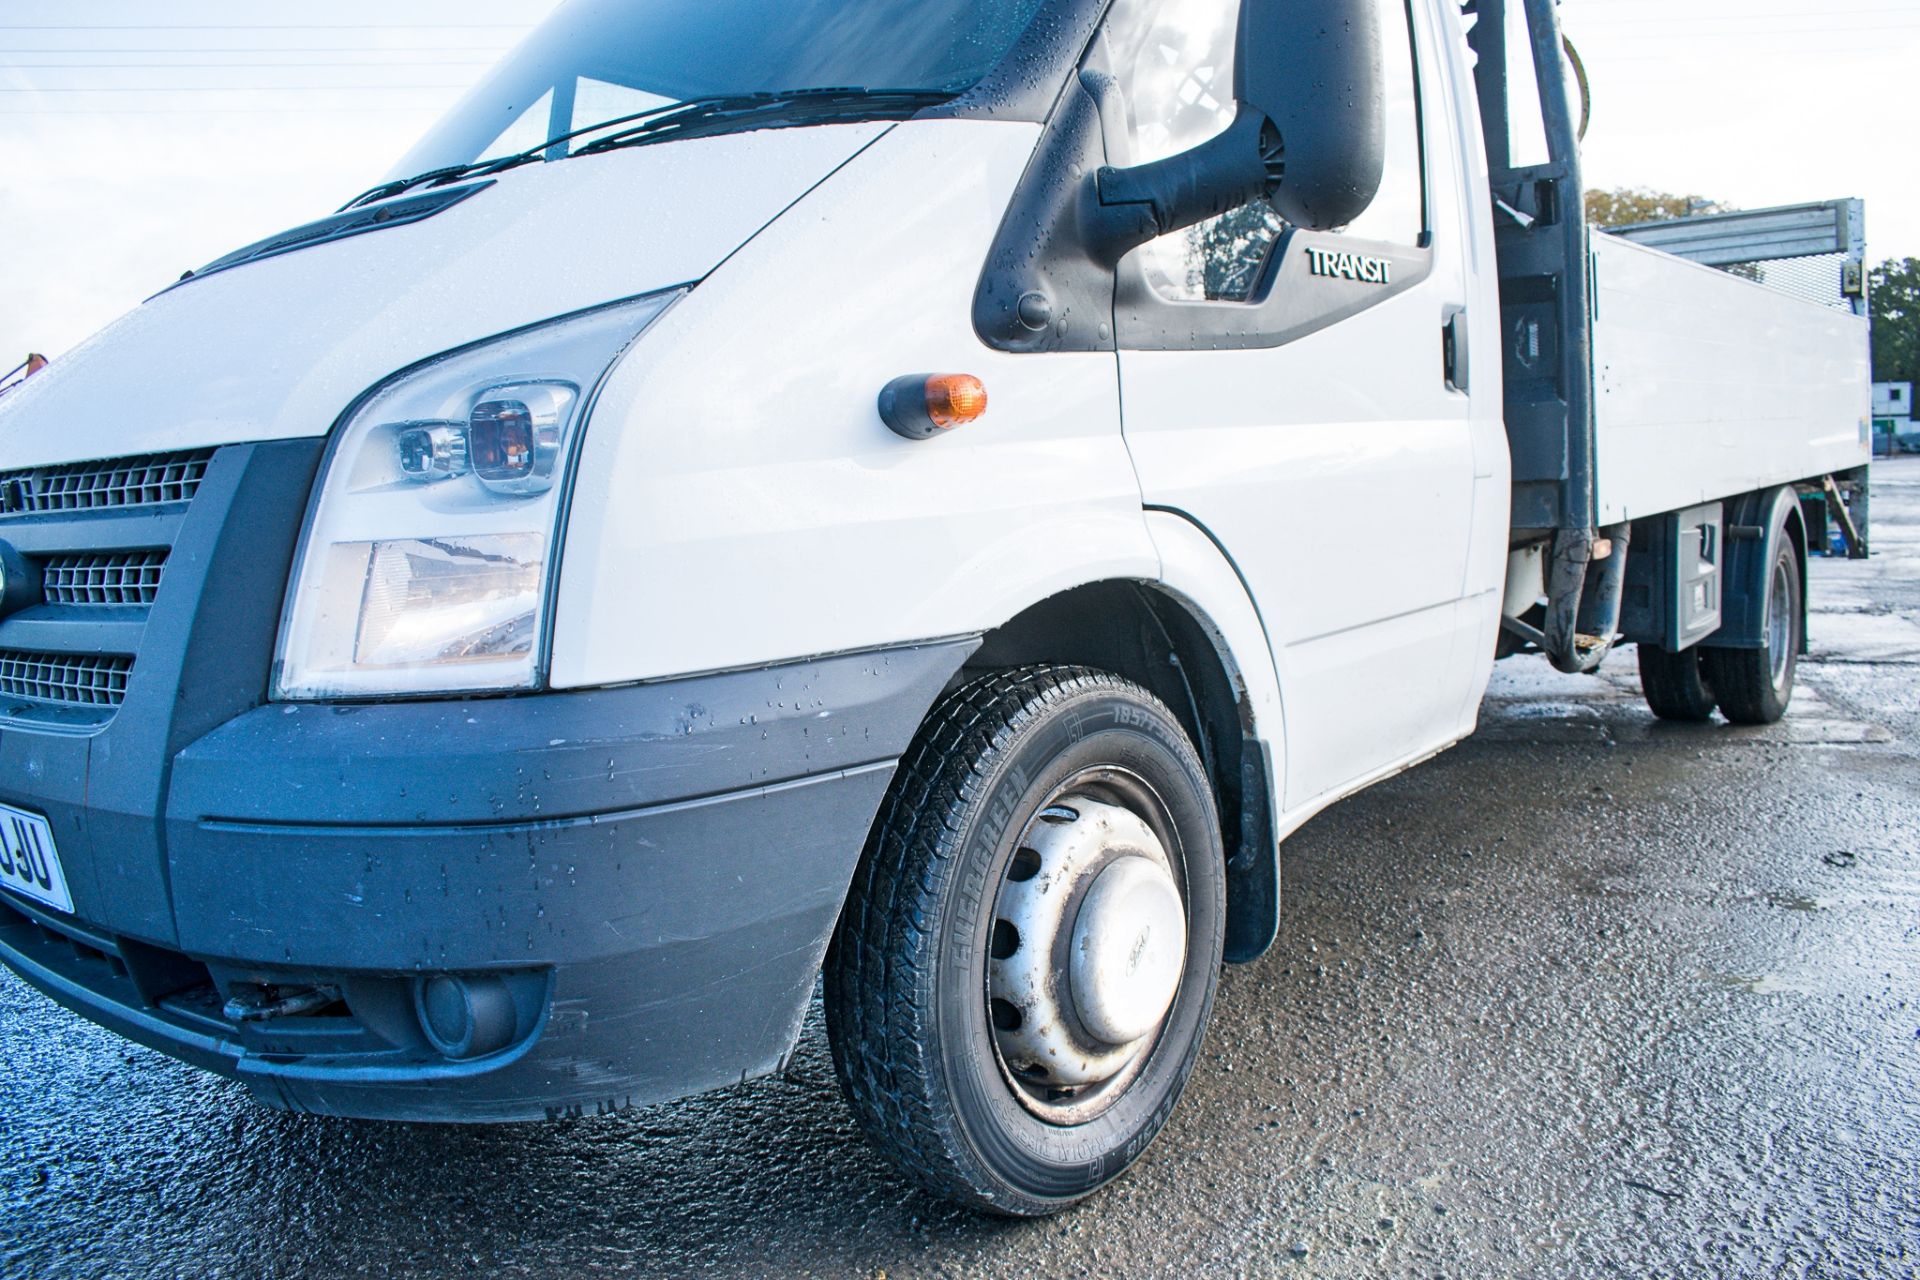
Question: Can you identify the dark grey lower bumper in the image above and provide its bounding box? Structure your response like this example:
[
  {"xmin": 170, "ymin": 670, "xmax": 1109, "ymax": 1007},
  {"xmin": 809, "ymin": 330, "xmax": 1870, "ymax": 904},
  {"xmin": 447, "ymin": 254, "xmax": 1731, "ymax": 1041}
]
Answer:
[{"xmin": 0, "ymin": 638, "xmax": 976, "ymax": 1122}]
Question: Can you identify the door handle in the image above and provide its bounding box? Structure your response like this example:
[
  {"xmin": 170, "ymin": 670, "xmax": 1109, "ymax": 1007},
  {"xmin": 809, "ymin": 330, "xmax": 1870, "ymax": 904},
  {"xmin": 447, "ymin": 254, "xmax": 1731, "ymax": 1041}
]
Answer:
[{"xmin": 1443, "ymin": 309, "xmax": 1470, "ymax": 393}]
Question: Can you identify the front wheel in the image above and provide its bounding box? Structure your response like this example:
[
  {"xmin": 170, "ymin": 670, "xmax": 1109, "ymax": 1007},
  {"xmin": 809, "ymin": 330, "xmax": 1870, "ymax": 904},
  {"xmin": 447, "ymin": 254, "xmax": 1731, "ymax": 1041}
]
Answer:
[
  {"xmin": 825, "ymin": 666, "xmax": 1225, "ymax": 1216},
  {"xmin": 1703, "ymin": 537, "xmax": 1803, "ymax": 725}
]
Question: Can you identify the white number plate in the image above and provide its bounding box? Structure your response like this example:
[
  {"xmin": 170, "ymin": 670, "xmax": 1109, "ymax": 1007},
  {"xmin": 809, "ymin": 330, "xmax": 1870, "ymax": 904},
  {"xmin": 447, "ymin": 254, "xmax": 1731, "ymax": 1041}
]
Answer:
[{"xmin": 0, "ymin": 802, "xmax": 72, "ymax": 914}]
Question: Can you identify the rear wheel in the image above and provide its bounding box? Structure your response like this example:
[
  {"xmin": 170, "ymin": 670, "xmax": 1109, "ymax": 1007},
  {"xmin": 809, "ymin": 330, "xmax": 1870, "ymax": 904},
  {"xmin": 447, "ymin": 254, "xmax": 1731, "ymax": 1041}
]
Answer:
[
  {"xmin": 825, "ymin": 666, "xmax": 1225, "ymax": 1216},
  {"xmin": 1636, "ymin": 643, "xmax": 1718, "ymax": 722},
  {"xmin": 1703, "ymin": 537, "xmax": 1802, "ymax": 725}
]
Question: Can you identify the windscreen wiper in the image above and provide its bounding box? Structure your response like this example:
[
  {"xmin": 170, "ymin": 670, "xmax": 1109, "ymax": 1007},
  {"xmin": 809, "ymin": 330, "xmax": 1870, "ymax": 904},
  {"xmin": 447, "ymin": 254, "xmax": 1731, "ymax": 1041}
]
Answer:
[
  {"xmin": 342, "ymin": 95, "xmax": 706, "ymax": 209},
  {"xmin": 571, "ymin": 88, "xmax": 952, "ymax": 158},
  {"xmin": 343, "ymin": 88, "xmax": 951, "ymax": 212},
  {"xmin": 343, "ymin": 160, "xmax": 516, "ymax": 212}
]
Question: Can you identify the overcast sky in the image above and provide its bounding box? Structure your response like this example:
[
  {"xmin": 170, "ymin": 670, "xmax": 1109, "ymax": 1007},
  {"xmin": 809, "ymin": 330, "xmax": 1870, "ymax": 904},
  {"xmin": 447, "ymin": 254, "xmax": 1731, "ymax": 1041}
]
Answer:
[{"xmin": 4, "ymin": 0, "xmax": 1916, "ymax": 360}]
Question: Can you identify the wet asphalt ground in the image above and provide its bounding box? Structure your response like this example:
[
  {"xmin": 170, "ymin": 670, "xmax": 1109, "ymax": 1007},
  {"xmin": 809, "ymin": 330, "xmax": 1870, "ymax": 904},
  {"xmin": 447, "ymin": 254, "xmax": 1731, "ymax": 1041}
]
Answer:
[{"xmin": 4, "ymin": 459, "xmax": 1918, "ymax": 1279}]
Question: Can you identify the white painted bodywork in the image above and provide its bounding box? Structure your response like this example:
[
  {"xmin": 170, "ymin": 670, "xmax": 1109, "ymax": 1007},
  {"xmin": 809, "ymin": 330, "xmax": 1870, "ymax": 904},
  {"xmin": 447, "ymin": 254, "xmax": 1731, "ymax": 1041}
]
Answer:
[
  {"xmin": 550, "ymin": 119, "xmax": 1161, "ymax": 687},
  {"xmin": 0, "ymin": 0, "xmax": 1872, "ymax": 867},
  {"xmin": 1591, "ymin": 234, "xmax": 1872, "ymax": 526},
  {"xmin": 1117, "ymin": 0, "xmax": 1507, "ymax": 811},
  {"xmin": 1143, "ymin": 511, "xmax": 1290, "ymax": 786},
  {"xmin": 0, "ymin": 125, "xmax": 888, "ymax": 469}
]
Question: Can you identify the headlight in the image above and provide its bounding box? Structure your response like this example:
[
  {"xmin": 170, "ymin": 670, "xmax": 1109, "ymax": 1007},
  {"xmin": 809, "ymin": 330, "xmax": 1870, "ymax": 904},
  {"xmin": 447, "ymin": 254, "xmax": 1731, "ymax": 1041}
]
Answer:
[{"xmin": 274, "ymin": 291, "xmax": 681, "ymax": 700}]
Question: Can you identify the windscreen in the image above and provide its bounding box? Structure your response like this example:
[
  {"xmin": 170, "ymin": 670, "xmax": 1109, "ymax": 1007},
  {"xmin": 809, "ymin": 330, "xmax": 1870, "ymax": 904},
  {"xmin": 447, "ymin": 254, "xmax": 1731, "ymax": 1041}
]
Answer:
[{"xmin": 393, "ymin": 0, "xmax": 1051, "ymax": 176}]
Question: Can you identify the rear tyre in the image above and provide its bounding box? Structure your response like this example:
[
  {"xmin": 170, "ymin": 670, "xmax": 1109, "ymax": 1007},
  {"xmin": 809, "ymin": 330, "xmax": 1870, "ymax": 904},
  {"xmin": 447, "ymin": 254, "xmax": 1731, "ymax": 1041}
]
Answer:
[
  {"xmin": 1703, "ymin": 537, "xmax": 1802, "ymax": 725},
  {"xmin": 825, "ymin": 666, "xmax": 1225, "ymax": 1216},
  {"xmin": 1636, "ymin": 643, "xmax": 1717, "ymax": 722}
]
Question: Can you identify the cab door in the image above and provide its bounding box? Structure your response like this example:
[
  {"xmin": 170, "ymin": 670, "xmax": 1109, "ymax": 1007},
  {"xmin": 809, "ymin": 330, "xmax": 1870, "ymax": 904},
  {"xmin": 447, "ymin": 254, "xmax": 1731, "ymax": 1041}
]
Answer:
[{"xmin": 1106, "ymin": 0, "xmax": 1485, "ymax": 807}]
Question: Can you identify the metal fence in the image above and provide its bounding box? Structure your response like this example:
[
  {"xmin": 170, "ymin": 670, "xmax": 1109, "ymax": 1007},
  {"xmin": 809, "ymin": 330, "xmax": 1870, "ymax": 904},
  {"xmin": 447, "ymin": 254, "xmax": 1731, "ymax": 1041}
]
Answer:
[{"xmin": 1749, "ymin": 252, "xmax": 1855, "ymax": 312}]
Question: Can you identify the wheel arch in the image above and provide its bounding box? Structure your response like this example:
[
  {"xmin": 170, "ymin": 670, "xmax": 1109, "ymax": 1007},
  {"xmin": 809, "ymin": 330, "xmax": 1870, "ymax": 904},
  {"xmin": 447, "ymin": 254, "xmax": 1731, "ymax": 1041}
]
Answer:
[
  {"xmin": 961, "ymin": 564, "xmax": 1285, "ymax": 963},
  {"xmin": 1709, "ymin": 484, "xmax": 1810, "ymax": 654}
]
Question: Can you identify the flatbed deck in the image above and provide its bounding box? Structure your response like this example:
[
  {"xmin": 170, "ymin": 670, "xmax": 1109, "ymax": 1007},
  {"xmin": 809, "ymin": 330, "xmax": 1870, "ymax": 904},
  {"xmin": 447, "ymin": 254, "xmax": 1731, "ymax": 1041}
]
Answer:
[{"xmin": 1591, "ymin": 233, "xmax": 1871, "ymax": 526}]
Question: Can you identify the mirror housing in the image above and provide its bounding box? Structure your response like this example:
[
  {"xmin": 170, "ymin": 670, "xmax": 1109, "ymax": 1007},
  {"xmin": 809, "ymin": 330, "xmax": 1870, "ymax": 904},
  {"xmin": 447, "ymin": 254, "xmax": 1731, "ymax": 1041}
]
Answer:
[
  {"xmin": 1088, "ymin": 0, "xmax": 1386, "ymax": 262},
  {"xmin": 1239, "ymin": 0, "xmax": 1386, "ymax": 230}
]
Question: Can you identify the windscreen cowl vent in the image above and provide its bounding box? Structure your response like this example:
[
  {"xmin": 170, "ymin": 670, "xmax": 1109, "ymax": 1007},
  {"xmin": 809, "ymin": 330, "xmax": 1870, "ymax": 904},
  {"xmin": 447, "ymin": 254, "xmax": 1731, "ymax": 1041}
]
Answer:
[{"xmin": 179, "ymin": 180, "xmax": 494, "ymax": 286}]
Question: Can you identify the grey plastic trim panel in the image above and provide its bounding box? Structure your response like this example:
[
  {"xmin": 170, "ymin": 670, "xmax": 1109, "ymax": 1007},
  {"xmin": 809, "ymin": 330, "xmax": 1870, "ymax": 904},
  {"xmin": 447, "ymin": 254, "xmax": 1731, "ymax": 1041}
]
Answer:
[
  {"xmin": 177, "ymin": 637, "xmax": 981, "ymax": 828},
  {"xmin": 0, "ymin": 914, "xmax": 231, "ymax": 1072},
  {"xmin": 1115, "ymin": 227, "xmax": 1435, "ymax": 351},
  {"xmin": 1, "ymin": 637, "xmax": 981, "ymax": 1122},
  {"xmin": 199, "ymin": 760, "xmax": 899, "ymax": 839},
  {"xmin": 0, "ymin": 439, "xmax": 324, "ymax": 944},
  {"xmin": 972, "ymin": 60, "xmax": 1121, "ymax": 353},
  {"xmin": 1223, "ymin": 737, "xmax": 1280, "ymax": 964},
  {"xmin": 0, "ymin": 614, "xmax": 146, "ymax": 657},
  {"xmin": 0, "ymin": 509, "xmax": 185, "ymax": 552},
  {"xmin": 973, "ymin": 0, "xmax": 1434, "ymax": 355}
]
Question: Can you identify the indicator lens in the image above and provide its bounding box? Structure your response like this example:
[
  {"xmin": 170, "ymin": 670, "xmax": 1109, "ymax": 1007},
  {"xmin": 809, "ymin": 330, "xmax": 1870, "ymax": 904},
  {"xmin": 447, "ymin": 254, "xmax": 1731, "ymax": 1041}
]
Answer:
[
  {"xmin": 469, "ymin": 400, "xmax": 536, "ymax": 480},
  {"xmin": 926, "ymin": 374, "xmax": 988, "ymax": 428},
  {"xmin": 466, "ymin": 382, "xmax": 576, "ymax": 495}
]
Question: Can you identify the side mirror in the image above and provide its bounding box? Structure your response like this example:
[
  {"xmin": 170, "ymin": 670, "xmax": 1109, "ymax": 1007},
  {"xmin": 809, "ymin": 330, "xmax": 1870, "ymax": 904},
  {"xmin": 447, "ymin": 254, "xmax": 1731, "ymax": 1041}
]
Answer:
[
  {"xmin": 1088, "ymin": 0, "xmax": 1386, "ymax": 262},
  {"xmin": 1239, "ymin": 0, "xmax": 1386, "ymax": 230}
]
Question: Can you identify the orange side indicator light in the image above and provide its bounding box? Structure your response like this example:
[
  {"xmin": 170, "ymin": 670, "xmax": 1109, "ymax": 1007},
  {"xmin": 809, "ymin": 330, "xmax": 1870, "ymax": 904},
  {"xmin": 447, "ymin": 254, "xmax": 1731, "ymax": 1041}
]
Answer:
[
  {"xmin": 880, "ymin": 373, "xmax": 989, "ymax": 440},
  {"xmin": 926, "ymin": 374, "xmax": 988, "ymax": 429}
]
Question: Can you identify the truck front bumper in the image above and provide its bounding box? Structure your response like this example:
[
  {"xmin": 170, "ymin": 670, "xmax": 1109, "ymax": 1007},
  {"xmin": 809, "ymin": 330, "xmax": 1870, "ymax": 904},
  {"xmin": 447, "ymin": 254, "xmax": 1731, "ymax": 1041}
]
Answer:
[{"xmin": 0, "ymin": 638, "xmax": 974, "ymax": 1122}]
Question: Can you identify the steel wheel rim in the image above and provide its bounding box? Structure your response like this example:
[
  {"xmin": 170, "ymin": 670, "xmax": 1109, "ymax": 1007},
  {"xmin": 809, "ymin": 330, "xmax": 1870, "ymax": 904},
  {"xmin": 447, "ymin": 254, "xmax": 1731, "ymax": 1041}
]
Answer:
[
  {"xmin": 983, "ymin": 766, "xmax": 1189, "ymax": 1127},
  {"xmin": 1768, "ymin": 555, "xmax": 1793, "ymax": 692}
]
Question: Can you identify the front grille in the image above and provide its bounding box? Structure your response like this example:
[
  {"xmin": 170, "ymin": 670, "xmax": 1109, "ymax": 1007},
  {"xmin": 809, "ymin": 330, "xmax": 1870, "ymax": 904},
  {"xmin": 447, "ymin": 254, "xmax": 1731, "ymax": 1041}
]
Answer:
[
  {"xmin": 0, "ymin": 447, "xmax": 219, "ymax": 724},
  {"xmin": 0, "ymin": 650, "xmax": 132, "ymax": 707},
  {"xmin": 41, "ymin": 550, "xmax": 169, "ymax": 607},
  {"xmin": 0, "ymin": 449, "xmax": 213, "ymax": 516}
]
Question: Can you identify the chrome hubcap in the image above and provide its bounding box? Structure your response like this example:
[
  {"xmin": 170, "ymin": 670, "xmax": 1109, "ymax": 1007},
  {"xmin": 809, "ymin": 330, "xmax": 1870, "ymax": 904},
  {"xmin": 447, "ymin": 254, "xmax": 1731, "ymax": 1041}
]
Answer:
[
  {"xmin": 1070, "ymin": 856, "xmax": 1186, "ymax": 1044},
  {"xmin": 987, "ymin": 788, "xmax": 1187, "ymax": 1124}
]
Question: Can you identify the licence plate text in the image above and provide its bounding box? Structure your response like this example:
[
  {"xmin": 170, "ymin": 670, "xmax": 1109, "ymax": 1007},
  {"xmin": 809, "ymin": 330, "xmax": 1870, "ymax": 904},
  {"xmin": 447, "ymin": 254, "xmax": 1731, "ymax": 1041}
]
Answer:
[{"xmin": 0, "ymin": 803, "xmax": 72, "ymax": 914}]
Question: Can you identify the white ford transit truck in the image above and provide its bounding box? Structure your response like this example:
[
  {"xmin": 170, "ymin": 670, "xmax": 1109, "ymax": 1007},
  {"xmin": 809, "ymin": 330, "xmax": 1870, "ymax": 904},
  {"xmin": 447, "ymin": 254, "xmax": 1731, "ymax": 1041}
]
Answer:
[{"xmin": 0, "ymin": 0, "xmax": 1871, "ymax": 1215}]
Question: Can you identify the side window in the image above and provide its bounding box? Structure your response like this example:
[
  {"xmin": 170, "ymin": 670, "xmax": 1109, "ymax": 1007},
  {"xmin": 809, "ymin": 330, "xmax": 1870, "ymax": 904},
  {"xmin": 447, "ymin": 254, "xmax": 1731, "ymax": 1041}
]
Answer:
[{"xmin": 1105, "ymin": 0, "xmax": 1427, "ymax": 303}]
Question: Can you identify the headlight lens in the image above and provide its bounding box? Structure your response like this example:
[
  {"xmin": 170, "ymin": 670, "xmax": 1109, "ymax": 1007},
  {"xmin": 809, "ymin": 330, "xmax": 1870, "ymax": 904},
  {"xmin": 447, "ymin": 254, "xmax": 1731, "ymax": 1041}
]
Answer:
[{"xmin": 274, "ymin": 292, "xmax": 680, "ymax": 699}]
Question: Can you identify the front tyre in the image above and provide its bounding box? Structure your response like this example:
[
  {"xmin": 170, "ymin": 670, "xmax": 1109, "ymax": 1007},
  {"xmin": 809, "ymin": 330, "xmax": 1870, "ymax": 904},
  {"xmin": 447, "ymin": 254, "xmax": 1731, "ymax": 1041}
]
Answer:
[{"xmin": 825, "ymin": 666, "xmax": 1225, "ymax": 1216}]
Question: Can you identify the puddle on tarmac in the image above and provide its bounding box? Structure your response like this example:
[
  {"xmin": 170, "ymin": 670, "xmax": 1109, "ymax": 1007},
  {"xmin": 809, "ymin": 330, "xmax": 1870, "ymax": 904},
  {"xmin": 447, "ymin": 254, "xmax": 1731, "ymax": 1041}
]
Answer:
[
  {"xmin": 1497, "ymin": 701, "xmax": 1604, "ymax": 721},
  {"xmin": 1701, "ymin": 971, "xmax": 1817, "ymax": 996}
]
